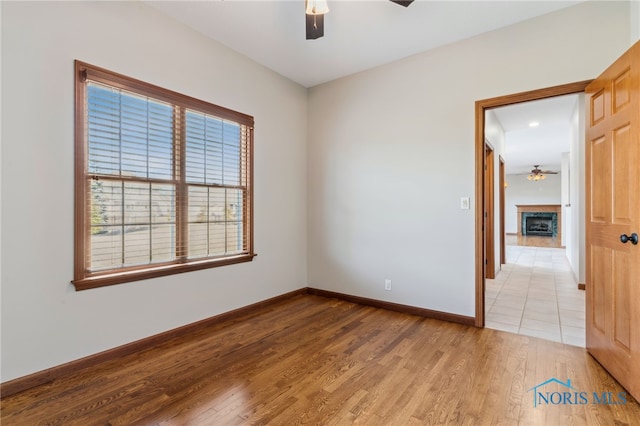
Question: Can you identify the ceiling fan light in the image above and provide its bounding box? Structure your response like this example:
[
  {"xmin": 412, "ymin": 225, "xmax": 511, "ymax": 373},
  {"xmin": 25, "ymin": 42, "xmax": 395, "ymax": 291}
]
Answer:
[
  {"xmin": 306, "ymin": 0, "xmax": 329, "ymax": 15},
  {"xmin": 527, "ymin": 173, "xmax": 545, "ymax": 181}
]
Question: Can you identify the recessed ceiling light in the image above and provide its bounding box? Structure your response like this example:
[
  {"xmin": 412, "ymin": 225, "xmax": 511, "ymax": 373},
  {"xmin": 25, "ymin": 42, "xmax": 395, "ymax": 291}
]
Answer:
[{"xmin": 529, "ymin": 121, "xmax": 539, "ymax": 127}]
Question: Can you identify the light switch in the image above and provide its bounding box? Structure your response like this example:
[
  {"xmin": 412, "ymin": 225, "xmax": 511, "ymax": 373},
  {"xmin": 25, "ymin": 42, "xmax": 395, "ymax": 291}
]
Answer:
[{"xmin": 460, "ymin": 197, "xmax": 470, "ymax": 210}]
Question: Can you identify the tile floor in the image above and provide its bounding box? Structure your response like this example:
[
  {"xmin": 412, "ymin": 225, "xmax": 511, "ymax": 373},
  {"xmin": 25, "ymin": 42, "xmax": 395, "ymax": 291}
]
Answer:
[{"xmin": 485, "ymin": 242, "xmax": 585, "ymax": 347}]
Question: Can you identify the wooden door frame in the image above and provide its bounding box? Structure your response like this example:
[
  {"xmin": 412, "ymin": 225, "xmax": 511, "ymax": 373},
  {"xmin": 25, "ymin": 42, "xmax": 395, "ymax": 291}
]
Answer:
[
  {"xmin": 499, "ymin": 156, "xmax": 506, "ymax": 265},
  {"xmin": 474, "ymin": 80, "xmax": 592, "ymax": 327},
  {"xmin": 484, "ymin": 142, "xmax": 496, "ymax": 279}
]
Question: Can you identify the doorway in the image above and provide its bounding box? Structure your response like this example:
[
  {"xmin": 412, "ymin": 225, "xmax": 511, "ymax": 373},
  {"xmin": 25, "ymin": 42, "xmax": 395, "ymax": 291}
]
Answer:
[
  {"xmin": 474, "ymin": 81, "xmax": 591, "ymax": 328},
  {"xmin": 484, "ymin": 95, "xmax": 586, "ymax": 345}
]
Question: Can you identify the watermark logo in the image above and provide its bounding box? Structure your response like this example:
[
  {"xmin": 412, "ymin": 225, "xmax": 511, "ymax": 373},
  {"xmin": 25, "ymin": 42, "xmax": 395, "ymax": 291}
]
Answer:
[{"xmin": 527, "ymin": 378, "xmax": 627, "ymax": 408}]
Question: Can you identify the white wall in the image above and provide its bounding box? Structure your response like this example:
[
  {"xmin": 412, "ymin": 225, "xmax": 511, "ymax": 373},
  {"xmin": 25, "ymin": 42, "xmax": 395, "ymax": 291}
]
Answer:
[
  {"xmin": 1, "ymin": 2, "xmax": 308, "ymax": 381},
  {"xmin": 307, "ymin": 1, "xmax": 630, "ymax": 317},
  {"xmin": 0, "ymin": 4, "xmax": 3, "ymax": 378},
  {"xmin": 484, "ymin": 110, "xmax": 506, "ymax": 275},
  {"xmin": 632, "ymin": 0, "xmax": 640, "ymax": 43},
  {"xmin": 505, "ymin": 174, "xmax": 562, "ymax": 234}
]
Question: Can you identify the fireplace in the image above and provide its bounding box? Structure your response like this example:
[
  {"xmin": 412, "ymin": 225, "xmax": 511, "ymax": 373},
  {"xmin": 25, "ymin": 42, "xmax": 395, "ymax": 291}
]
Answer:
[
  {"xmin": 521, "ymin": 212, "xmax": 558, "ymax": 237},
  {"xmin": 525, "ymin": 216, "xmax": 553, "ymax": 236},
  {"xmin": 516, "ymin": 204, "xmax": 562, "ymax": 245}
]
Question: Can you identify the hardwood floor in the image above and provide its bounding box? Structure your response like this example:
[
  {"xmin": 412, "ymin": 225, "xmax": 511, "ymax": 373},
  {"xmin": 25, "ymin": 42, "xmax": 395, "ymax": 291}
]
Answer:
[
  {"xmin": 507, "ymin": 233, "xmax": 562, "ymax": 249},
  {"xmin": 2, "ymin": 294, "xmax": 639, "ymax": 425}
]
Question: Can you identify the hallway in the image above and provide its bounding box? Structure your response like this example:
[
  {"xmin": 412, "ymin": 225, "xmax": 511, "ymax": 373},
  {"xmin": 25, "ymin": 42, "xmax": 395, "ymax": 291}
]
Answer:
[{"xmin": 485, "ymin": 242, "xmax": 585, "ymax": 347}]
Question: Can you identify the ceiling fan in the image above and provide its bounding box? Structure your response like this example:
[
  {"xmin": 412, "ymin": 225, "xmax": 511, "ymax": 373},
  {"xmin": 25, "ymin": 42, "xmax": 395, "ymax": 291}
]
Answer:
[
  {"xmin": 525, "ymin": 165, "xmax": 558, "ymax": 181},
  {"xmin": 306, "ymin": 0, "xmax": 414, "ymax": 40}
]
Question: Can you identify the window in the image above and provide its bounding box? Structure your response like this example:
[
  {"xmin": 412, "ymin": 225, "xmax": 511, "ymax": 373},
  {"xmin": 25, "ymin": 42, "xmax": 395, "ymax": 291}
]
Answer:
[{"xmin": 74, "ymin": 61, "xmax": 255, "ymax": 290}]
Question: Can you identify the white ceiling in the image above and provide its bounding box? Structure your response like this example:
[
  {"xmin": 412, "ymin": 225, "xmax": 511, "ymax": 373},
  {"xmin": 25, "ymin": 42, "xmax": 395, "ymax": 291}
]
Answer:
[
  {"xmin": 146, "ymin": 0, "xmax": 583, "ymax": 88},
  {"xmin": 492, "ymin": 94, "xmax": 579, "ymax": 175},
  {"xmin": 145, "ymin": 0, "xmax": 584, "ymax": 175}
]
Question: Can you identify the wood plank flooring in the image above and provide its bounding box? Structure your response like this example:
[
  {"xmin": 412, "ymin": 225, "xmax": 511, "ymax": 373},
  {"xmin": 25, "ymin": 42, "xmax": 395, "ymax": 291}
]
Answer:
[
  {"xmin": 2, "ymin": 294, "xmax": 639, "ymax": 425},
  {"xmin": 508, "ymin": 234, "xmax": 562, "ymax": 249}
]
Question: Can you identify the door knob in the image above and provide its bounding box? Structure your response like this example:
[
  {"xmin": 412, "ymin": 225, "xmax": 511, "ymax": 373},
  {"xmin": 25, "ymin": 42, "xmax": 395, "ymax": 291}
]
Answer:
[{"xmin": 620, "ymin": 233, "xmax": 639, "ymax": 245}]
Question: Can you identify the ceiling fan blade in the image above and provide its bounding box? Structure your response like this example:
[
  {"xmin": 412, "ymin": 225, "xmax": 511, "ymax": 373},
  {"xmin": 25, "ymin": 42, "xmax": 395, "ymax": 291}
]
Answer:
[
  {"xmin": 306, "ymin": 13, "xmax": 324, "ymax": 40},
  {"xmin": 390, "ymin": 0, "xmax": 414, "ymax": 6},
  {"xmin": 540, "ymin": 170, "xmax": 559, "ymax": 174},
  {"xmin": 307, "ymin": 0, "xmax": 410, "ymax": 40}
]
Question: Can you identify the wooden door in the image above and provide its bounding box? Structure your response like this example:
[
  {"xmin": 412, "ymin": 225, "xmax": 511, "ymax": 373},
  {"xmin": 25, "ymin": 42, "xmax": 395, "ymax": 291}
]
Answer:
[
  {"xmin": 585, "ymin": 41, "xmax": 639, "ymax": 402},
  {"xmin": 499, "ymin": 156, "xmax": 506, "ymax": 265},
  {"xmin": 484, "ymin": 143, "xmax": 495, "ymax": 279}
]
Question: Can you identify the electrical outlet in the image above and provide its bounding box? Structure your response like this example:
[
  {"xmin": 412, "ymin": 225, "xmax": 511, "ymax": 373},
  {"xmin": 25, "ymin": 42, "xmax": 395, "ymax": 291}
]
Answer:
[
  {"xmin": 460, "ymin": 197, "xmax": 470, "ymax": 210},
  {"xmin": 384, "ymin": 279, "xmax": 392, "ymax": 291}
]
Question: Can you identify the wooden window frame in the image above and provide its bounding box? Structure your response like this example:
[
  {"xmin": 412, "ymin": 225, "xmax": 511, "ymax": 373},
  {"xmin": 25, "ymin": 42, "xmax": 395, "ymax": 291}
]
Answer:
[{"xmin": 73, "ymin": 61, "xmax": 255, "ymax": 290}]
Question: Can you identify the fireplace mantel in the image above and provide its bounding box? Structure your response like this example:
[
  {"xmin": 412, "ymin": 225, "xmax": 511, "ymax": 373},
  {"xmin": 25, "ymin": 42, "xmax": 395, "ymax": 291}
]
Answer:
[{"xmin": 516, "ymin": 204, "xmax": 562, "ymax": 245}]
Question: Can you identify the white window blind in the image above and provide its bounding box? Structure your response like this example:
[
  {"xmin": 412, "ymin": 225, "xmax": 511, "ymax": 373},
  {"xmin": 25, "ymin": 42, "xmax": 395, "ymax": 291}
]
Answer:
[{"xmin": 185, "ymin": 111, "xmax": 249, "ymax": 258}]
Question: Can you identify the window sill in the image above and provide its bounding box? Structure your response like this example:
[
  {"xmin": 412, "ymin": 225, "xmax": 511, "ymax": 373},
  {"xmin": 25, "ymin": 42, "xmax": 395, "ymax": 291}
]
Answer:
[{"xmin": 72, "ymin": 253, "xmax": 256, "ymax": 291}]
